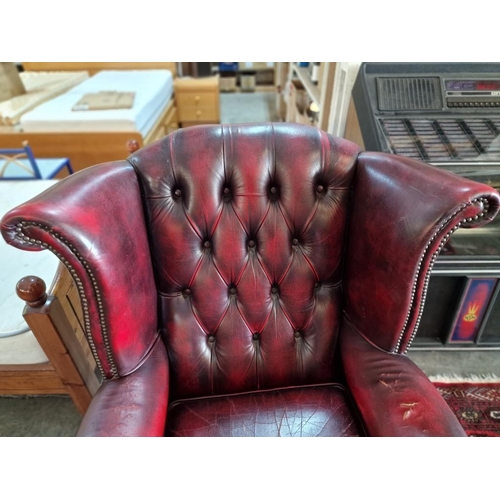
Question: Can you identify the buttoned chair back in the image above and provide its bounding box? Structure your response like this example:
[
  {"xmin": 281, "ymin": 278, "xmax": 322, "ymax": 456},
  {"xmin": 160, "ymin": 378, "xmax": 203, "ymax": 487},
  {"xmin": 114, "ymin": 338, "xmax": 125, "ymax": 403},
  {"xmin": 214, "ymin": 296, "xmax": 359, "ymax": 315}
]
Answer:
[{"xmin": 131, "ymin": 124, "xmax": 358, "ymax": 399}]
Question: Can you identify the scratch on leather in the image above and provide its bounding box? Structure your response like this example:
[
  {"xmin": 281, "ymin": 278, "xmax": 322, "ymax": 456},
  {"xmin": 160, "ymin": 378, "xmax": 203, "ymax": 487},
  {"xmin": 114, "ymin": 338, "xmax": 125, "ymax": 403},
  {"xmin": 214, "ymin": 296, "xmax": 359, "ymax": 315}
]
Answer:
[
  {"xmin": 401, "ymin": 402, "xmax": 419, "ymax": 420},
  {"xmin": 379, "ymin": 379, "xmax": 392, "ymax": 389}
]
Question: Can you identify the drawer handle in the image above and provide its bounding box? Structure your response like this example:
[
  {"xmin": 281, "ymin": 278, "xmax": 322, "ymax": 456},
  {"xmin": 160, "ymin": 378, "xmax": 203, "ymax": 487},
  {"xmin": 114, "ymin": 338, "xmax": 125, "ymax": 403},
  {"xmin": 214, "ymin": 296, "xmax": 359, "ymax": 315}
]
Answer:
[
  {"xmin": 195, "ymin": 95, "xmax": 200, "ymax": 102},
  {"xmin": 196, "ymin": 110, "xmax": 202, "ymax": 116}
]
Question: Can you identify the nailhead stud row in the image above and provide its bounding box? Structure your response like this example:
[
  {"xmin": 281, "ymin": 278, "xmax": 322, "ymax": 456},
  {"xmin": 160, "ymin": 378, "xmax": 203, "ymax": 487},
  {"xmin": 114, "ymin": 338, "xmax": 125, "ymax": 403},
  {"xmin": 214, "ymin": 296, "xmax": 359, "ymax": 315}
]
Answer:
[
  {"xmin": 394, "ymin": 198, "xmax": 490, "ymax": 354},
  {"xmin": 15, "ymin": 221, "xmax": 118, "ymax": 379}
]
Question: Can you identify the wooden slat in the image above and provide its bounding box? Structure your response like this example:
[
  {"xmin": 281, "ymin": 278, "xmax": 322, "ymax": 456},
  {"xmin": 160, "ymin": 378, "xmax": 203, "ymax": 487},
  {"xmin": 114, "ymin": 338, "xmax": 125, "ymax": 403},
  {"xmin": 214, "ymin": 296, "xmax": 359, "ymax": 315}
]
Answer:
[
  {"xmin": 23, "ymin": 296, "xmax": 92, "ymax": 414},
  {"xmin": 51, "ymin": 265, "xmax": 100, "ymax": 396},
  {"xmin": 318, "ymin": 63, "xmax": 336, "ymax": 131},
  {"xmin": 0, "ymin": 363, "xmax": 67, "ymax": 394}
]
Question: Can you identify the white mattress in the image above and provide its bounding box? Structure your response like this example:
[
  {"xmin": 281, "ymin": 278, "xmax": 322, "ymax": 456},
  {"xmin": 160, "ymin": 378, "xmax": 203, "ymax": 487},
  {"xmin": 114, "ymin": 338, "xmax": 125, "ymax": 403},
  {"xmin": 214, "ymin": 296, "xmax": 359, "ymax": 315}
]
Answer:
[
  {"xmin": 19, "ymin": 69, "xmax": 174, "ymax": 135},
  {"xmin": 0, "ymin": 180, "xmax": 60, "ymax": 364}
]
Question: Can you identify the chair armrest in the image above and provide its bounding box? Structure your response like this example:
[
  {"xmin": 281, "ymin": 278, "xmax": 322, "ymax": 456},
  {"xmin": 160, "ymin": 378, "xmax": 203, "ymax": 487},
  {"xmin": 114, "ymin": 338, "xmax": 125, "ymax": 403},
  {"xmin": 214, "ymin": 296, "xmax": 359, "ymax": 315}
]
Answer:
[
  {"xmin": 344, "ymin": 152, "xmax": 500, "ymax": 353},
  {"xmin": 77, "ymin": 338, "xmax": 169, "ymax": 437},
  {"xmin": 1, "ymin": 161, "xmax": 158, "ymax": 379},
  {"xmin": 340, "ymin": 319, "xmax": 466, "ymax": 437}
]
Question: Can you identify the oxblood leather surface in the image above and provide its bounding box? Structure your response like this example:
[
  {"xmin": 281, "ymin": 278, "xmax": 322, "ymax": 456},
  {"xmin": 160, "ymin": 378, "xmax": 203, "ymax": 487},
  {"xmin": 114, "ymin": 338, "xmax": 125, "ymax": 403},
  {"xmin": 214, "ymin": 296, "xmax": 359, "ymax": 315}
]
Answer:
[
  {"xmin": 2, "ymin": 123, "xmax": 499, "ymax": 437},
  {"xmin": 129, "ymin": 123, "xmax": 361, "ymax": 399},
  {"xmin": 340, "ymin": 319, "xmax": 466, "ymax": 437},
  {"xmin": 166, "ymin": 384, "xmax": 364, "ymax": 437},
  {"xmin": 77, "ymin": 339, "xmax": 169, "ymax": 437},
  {"xmin": 344, "ymin": 152, "xmax": 500, "ymax": 354},
  {"xmin": 1, "ymin": 162, "xmax": 159, "ymax": 379}
]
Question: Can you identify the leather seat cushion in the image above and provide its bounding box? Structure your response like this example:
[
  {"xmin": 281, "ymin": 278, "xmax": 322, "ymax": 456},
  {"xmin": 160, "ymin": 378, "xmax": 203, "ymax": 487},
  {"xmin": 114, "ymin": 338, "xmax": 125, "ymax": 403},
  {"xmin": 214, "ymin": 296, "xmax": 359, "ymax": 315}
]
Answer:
[{"xmin": 165, "ymin": 383, "xmax": 365, "ymax": 437}]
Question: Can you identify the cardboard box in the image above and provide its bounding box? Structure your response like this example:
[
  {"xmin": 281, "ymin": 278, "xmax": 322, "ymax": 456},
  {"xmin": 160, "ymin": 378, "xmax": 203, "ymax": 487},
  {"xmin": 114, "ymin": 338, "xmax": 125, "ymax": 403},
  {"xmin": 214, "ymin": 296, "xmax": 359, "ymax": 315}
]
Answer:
[
  {"xmin": 219, "ymin": 76, "xmax": 236, "ymax": 92},
  {"xmin": 0, "ymin": 63, "xmax": 25, "ymax": 102},
  {"xmin": 240, "ymin": 74, "xmax": 256, "ymax": 92},
  {"xmin": 72, "ymin": 91, "xmax": 135, "ymax": 111},
  {"xmin": 238, "ymin": 62, "xmax": 274, "ymax": 71}
]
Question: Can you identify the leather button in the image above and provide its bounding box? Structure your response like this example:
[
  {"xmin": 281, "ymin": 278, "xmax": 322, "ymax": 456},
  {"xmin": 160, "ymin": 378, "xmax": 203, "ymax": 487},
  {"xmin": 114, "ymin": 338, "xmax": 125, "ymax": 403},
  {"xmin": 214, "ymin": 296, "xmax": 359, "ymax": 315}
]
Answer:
[
  {"xmin": 207, "ymin": 335, "xmax": 215, "ymax": 343},
  {"xmin": 314, "ymin": 282, "xmax": 320, "ymax": 290},
  {"xmin": 252, "ymin": 333, "xmax": 260, "ymax": 341},
  {"xmin": 294, "ymin": 330, "xmax": 302, "ymax": 339},
  {"xmin": 173, "ymin": 188, "xmax": 182, "ymax": 198},
  {"xmin": 223, "ymin": 187, "xmax": 230, "ymax": 195},
  {"xmin": 270, "ymin": 186, "xmax": 277, "ymax": 194},
  {"xmin": 184, "ymin": 288, "xmax": 191, "ymax": 296},
  {"xmin": 229, "ymin": 286, "xmax": 237, "ymax": 295},
  {"xmin": 292, "ymin": 238, "xmax": 299, "ymax": 246},
  {"xmin": 248, "ymin": 240, "xmax": 256, "ymax": 248},
  {"xmin": 203, "ymin": 240, "xmax": 211, "ymax": 249},
  {"xmin": 271, "ymin": 285, "xmax": 279, "ymax": 294},
  {"xmin": 316, "ymin": 185, "xmax": 325, "ymax": 193}
]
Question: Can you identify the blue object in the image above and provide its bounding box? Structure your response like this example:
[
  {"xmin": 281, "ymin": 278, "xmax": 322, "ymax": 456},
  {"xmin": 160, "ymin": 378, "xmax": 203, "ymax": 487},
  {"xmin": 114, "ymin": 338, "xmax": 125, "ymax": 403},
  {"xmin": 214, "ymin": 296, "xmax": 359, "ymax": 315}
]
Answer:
[
  {"xmin": 218, "ymin": 62, "xmax": 238, "ymax": 73},
  {"xmin": 298, "ymin": 62, "xmax": 310, "ymax": 68},
  {"xmin": 0, "ymin": 142, "xmax": 73, "ymax": 180}
]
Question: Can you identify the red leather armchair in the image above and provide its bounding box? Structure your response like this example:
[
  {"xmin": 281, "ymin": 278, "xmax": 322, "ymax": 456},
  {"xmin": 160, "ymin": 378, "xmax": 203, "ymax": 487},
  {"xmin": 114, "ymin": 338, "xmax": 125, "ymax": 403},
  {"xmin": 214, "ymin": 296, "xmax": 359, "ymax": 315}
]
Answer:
[{"xmin": 2, "ymin": 123, "xmax": 499, "ymax": 437}]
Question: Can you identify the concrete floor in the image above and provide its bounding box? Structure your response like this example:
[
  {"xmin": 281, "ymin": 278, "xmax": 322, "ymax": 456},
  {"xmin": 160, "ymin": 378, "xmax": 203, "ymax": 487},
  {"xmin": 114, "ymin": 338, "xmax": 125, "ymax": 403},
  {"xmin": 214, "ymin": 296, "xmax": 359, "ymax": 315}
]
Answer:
[
  {"xmin": 0, "ymin": 395, "xmax": 81, "ymax": 437},
  {"xmin": 1, "ymin": 90, "xmax": 498, "ymax": 436},
  {"xmin": 219, "ymin": 90, "xmax": 279, "ymax": 124},
  {"xmin": 407, "ymin": 349, "xmax": 500, "ymax": 381}
]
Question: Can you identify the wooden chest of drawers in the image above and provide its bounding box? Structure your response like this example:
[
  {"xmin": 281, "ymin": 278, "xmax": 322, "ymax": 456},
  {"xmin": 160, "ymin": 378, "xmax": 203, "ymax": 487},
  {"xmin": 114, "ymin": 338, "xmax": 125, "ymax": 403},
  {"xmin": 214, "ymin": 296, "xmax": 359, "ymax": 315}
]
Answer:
[{"xmin": 174, "ymin": 75, "xmax": 220, "ymax": 127}]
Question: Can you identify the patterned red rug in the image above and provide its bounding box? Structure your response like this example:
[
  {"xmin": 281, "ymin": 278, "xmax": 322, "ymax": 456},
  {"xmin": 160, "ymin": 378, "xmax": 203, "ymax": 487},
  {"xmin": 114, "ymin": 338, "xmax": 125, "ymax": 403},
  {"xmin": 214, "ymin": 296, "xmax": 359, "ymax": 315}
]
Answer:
[{"xmin": 433, "ymin": 382, "xmax": 500, "ymax": 437}]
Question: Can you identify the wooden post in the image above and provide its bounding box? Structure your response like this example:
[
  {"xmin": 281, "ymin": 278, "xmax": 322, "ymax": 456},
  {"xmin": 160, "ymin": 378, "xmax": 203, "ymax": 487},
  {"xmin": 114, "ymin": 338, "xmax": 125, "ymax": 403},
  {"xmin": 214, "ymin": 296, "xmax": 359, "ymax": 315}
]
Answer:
[
  {"xmin": 126, "ymin": 139, "xmax": 140, "ymax": 154},
  {"xmin": 16, "ymin": 276, "xmax": 93, "ymax": 414}
]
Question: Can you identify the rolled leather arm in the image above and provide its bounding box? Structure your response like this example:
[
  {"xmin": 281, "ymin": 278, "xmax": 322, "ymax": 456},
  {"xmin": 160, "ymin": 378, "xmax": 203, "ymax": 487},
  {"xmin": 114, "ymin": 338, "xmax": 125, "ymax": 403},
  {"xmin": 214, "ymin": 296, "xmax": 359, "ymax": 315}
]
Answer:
[
  {"xmin": 1, "ymin": 161, "xmax": 159, "ymax": 379},
  {"xmin": 77, "ymin": 338, "xmax": 169, "ymax": 437},
  {"xmin": 344, "ymin": 152, "xmax": 500, "ymax": 354},
  {"xmin": 340, "ymin": 319, "xmax": 466, "ymax": 437}
]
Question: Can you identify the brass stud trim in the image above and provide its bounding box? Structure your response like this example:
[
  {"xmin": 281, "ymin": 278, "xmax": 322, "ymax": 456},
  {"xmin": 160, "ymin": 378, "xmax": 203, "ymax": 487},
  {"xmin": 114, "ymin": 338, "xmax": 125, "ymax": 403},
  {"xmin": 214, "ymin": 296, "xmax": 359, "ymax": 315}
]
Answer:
[
  {"xmin": 15, "ymin": 221, "xmax": 118, "ymax": 379},
  {"xmin": 395, "ymin": 198, "xmax": 490, "ymax": 354}
]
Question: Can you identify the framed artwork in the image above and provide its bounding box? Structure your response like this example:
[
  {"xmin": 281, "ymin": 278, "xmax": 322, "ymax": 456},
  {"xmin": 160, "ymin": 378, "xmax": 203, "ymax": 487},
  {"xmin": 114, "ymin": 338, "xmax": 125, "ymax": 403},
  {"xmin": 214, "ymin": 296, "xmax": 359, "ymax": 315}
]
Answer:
[{"xmin": 447, "ymin": 278, "xmax": 498, "ymax": 344}]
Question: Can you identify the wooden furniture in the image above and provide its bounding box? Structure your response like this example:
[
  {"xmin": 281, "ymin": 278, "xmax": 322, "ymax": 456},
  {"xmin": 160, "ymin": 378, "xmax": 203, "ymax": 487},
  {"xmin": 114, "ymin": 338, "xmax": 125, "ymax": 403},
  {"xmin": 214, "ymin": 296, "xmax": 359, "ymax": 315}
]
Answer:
[
  {"xmin": 174, "ymin": 76, "xmax": 220, "ymax": 127},
  {"xmin": 281, "ymin": 62, "xmax": 362, "ymax": 137},
  {"xmin": 283, "ymin": 63, "xmax": 337, "ymax": 131},
  {"xmin": 237, "ymin": 62, "xmax": 275, "ymax": 86},
  {"xmin": 0, "ymin": 62, "xmax": 179, "ymax": 173},
  {"xmin": 0, "ymin": 267, "xmax": 100, "ymax": 414},
  {"xmin": 275, "ymin": 63, "xmax": 290, "ymax": 120},
  {"xmin": 327, "ymin": 63, "xmax": 362, "ymax": 138}
]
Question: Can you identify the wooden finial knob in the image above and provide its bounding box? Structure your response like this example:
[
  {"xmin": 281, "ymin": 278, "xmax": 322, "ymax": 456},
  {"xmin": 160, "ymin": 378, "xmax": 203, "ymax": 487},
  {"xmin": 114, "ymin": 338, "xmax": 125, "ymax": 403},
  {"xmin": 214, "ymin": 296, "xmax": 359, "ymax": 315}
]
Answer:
[
  {"xmin": 126, "ymin": 139, "xmax": 140, "ymax": 153},
  {"xmin": 16, "ymin": 276, "xmax": 47, "ymax": 307}
]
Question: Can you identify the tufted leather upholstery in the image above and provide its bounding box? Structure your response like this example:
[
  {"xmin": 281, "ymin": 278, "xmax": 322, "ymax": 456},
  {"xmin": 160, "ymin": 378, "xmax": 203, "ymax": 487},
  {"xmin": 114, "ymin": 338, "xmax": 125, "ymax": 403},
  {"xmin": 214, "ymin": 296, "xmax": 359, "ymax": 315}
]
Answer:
[
  {"xmin": 2, "ymin": 123, "xmax": 499, "ymax": 437},
  {"xmin": 130, "ymin": 123, "xmax": 359, "ymax": 399}
]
